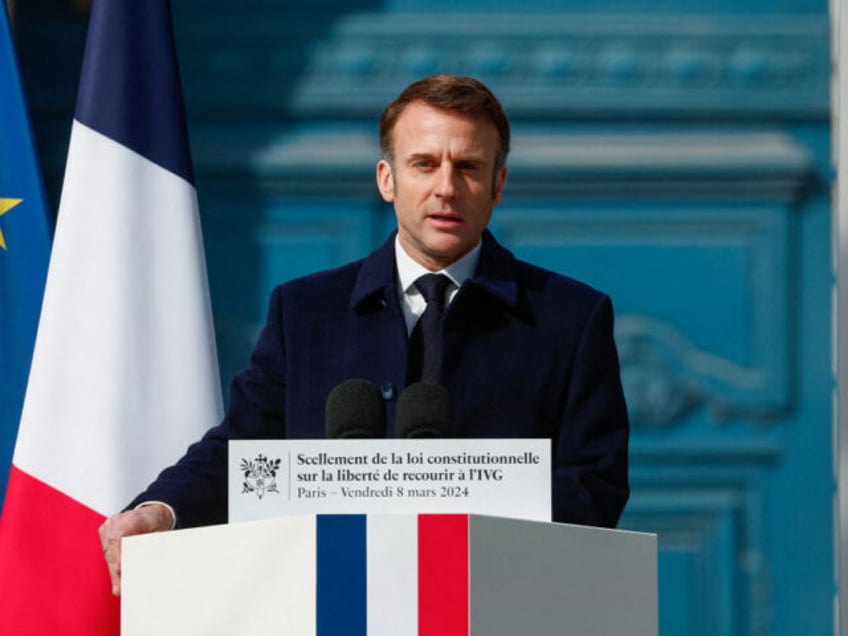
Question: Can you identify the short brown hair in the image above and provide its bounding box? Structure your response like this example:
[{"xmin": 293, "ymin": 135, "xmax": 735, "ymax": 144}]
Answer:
[{"xmin": 379, "ymin": 75, "xmax": 511, "ymax": 170}]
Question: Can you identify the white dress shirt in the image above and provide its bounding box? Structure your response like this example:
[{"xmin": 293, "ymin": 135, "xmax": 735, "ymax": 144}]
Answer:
[{"xmin": 394, "ymin": 235, "xmax": 481, "ymax": 335}]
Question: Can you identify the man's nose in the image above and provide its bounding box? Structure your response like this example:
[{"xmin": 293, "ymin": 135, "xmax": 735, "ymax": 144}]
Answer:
[{"xmin": 435, "ymin": 165, "xmax": 459, "ymax": 198}]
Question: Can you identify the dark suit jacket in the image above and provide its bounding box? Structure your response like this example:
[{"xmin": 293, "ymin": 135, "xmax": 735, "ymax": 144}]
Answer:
[{"xmin": 131, "ymin": 230, "xmax": 629, "ymax": 528}]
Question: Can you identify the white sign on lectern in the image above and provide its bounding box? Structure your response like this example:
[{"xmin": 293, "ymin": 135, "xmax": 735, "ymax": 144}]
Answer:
[{"xmin": 229, "ymin": 438, "xmax": 551, "ymax": 523}]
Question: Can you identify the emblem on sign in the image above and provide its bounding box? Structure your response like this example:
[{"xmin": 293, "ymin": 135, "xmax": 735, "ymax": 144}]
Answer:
[{"xmin": 240, "ymin": 454, "xmax": 282, "ymax": 500}]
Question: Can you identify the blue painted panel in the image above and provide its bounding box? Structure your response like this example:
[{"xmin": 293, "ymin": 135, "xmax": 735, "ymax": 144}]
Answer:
[
  {"xmin": 200, "ymin": 192, "xmax": 383, "ymax": 386},
  {"xmin": 492, "ymin": 200, "xmax": 793, "ymax": 422},
  {"xmin": 658, "ymin": 548, "xmax": 697, "ymax": 636},
  {"xmin": 625, "ymin": 451, "xmax": 776, "ymax": 631},
  {"xmin": 256, "ymin": 201, "xmax": 377, "ymax": 317}
]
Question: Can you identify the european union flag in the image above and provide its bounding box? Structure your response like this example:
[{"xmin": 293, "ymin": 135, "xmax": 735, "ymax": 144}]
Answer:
[{"xmin": 0, "ymin": 7, "xmax": 51, "ymax": 508}]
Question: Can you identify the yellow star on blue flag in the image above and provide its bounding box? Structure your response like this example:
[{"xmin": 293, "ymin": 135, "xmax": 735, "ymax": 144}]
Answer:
[
  {"xmin": 1, "ymin": 2, "xmax": 51, "ymax": 507},
  {"xmin": 0, "ymin": 197, "xmax": 23, "ymax": 250}
]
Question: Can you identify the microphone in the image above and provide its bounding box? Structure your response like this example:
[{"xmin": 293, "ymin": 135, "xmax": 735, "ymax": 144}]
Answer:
[
  {"xmin": 325, "ymin": 379, "xmax": 386, "ymax": 439},
  {"xmin": 395, "ymin": 382, "xmax": 453, "ymax": 438}
]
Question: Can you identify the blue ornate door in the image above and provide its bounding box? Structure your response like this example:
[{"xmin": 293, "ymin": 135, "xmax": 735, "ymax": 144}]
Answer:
[{"xmin": 188, "ymin": 8, "xmax": 832, "ymax": 635}]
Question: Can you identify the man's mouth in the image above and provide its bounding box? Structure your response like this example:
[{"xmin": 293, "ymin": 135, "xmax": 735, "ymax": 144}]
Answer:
[{"xmin": 427, "ymin": 212, "xmax": 463, "ymax": 227}]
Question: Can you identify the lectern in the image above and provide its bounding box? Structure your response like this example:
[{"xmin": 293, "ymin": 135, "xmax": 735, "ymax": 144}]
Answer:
[{"xmin": 122, "ymin": 514, "xmax": 657, "ymax": 635}]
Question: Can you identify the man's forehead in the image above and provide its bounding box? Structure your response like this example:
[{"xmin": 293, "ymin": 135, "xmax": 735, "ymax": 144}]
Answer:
[
  {"xmin": 394, "ymin": 100, "xmax": 496, "ymax": 130},
  {"xmin": 391, "ymin": 103, "xmax": 499, "ymax": 153}
]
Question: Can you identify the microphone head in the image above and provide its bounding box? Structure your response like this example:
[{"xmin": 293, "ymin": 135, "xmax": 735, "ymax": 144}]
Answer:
[
  {"xmin": 325, "ymin": 379, "xmax": 386, "ymax": 439},
  {"xmin": 395, "ymin": 382, "xmax": 453, "ymax": 438}
]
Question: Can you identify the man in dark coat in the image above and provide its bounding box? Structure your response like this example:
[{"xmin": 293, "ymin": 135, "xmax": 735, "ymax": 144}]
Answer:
[{"xmin": 100, "ymin": 75, "xmax": 629, "ymax": 595}]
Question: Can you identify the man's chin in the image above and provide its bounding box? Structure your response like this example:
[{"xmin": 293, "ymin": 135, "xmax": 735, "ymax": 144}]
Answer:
[{"xmin": 423, "ymin": 238, "xmax": 475, "ymax": 266}]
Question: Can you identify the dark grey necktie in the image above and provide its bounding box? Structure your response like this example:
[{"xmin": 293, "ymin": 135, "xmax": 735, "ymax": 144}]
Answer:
[{"xmin": 412, "ymin": 273, "xmax": 451, "ymax": 383}]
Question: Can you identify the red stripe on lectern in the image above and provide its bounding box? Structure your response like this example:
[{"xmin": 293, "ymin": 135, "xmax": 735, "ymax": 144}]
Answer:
[
  {"xmin": 418, "ymin": 514, "xmax": 468, "ymax": 636},
  {"xmin": 0, "ymin": 466, "xmax": 119, "ymax": 634}
]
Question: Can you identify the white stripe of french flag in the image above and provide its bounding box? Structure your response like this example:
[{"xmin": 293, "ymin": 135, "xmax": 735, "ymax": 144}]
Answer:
[
  {"xmin": 0, "ymin": 0, "xmax": 222, "ymax": 633},
  {"xmin": 367, "ymin": 514, "xmax": 418, "ymax": 634}
]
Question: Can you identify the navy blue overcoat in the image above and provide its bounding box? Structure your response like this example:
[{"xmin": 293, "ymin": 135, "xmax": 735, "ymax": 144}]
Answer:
[{"xmin": 132, "ymin": 230, "xmax": 629, "ymax": 528}]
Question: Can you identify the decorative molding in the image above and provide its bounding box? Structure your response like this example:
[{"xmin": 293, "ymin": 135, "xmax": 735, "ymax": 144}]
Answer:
[
  {"xmin": 504, "ymin": 130, "xmax": 815, "ymax": 198},
  {"xmin": 616, "ymin": 316, "xmax": 706, "ymax": 429},
  {"xmin": 191, "ymin": 126, "xmax": 815, "ymax": 200},
  {"xmin": 171, "ymin": 13, "xmax": 829, "ymax": 119},
  {"xmin": 296, "ymin": 14, "xmax": 827, "ymax": 118},
  {"xmin": 623, "ymin": 461, "xmax": 769, "ymax": 635},
  {"xmin": 617, "ymin": 315, "xmax": 788, "ymax": 429}
]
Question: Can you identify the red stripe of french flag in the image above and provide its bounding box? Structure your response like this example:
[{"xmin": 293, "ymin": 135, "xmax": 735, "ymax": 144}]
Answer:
[
  {"xmin": 419, "ymin": 514, "xmax": 469, "ymax": 635},
  {"xmin": 0, "ymin": 468, "xmax": 119, "ymax": 634}
]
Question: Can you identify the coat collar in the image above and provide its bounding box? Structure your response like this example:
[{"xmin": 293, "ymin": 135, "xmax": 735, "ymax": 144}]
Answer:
[{"xmin": 350, "ymin": 229, "xmax": 520, "ymax": 311}]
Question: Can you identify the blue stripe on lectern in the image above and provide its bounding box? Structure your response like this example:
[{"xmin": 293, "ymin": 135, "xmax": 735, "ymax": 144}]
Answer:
[{"xmin": 317, "ymin": 515, "xmax": 367, "ymax": 636}]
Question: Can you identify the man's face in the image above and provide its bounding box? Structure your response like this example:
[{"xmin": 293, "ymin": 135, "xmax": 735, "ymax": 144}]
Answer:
[{"xmin": 376, "ymin": 101, "xmax": 507, "ymax": 271}]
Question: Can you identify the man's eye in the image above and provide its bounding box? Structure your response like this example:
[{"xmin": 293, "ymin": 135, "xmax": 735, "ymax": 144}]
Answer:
[{"xmin": 414, "ymin": 161, "xmax": 433, "ymax": 169}]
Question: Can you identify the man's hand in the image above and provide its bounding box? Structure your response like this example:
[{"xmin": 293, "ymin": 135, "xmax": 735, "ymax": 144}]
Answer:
[{"xmin": 98, "ymin": 503, "xmax": 174, "ymax": 596}]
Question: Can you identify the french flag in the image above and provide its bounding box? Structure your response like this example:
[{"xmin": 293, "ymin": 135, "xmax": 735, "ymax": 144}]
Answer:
[
  {"xmin": 318, "ymin": 514, "xmax": 469, "ymax": 635},
  {"xmin": 0, "ymin": 1, "xmax": 223, "ymax": 633}
]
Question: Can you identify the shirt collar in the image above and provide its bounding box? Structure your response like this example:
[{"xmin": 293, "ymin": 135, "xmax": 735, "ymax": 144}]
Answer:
[{"xmin": 394, "ymin": 235, "xmax": 481, "ymax": 295}]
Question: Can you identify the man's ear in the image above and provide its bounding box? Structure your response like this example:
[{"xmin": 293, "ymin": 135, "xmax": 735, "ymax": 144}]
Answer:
[
  {"xmin": 376, "ymin": 160, "xmax": 395, "ymax": 203},
  {"xmin": 492, "ymin": 165, "xmax": 507, "ymax": 205}
]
